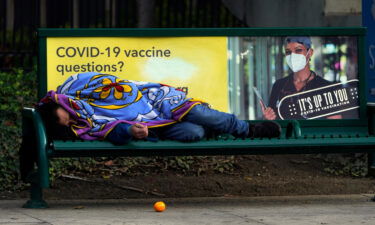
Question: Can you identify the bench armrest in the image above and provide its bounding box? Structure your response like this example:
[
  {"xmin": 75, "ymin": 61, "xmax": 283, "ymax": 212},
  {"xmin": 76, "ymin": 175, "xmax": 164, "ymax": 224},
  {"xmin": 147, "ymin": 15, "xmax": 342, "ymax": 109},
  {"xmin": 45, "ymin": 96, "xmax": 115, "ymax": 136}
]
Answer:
[
  {"xmin": 285, "ymin": 120, "xmax": 302, "ymax": 138},
  {"xmin": 22, "ymin": 107, "xmax": 50, "ymax": 187}
]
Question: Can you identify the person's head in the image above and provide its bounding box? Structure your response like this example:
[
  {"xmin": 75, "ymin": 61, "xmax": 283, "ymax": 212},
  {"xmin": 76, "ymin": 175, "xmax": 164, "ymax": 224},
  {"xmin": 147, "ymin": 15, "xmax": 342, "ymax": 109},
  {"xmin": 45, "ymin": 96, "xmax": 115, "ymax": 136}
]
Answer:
[
  {"xmin": 284, "ymin": 36, "xmax": 314, "ymax": 73},
  {"xmin": 36, "ymin": 101, "xmax": 72, "ymax": 128}
]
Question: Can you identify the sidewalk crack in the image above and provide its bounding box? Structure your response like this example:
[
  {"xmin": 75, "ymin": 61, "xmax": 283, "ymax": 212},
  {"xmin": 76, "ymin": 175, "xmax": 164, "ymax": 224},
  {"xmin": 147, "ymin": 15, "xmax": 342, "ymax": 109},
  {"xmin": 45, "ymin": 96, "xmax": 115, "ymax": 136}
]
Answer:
[{"xmin": 15, "ymin": 210, "xmax": 53, "ymax": 225}]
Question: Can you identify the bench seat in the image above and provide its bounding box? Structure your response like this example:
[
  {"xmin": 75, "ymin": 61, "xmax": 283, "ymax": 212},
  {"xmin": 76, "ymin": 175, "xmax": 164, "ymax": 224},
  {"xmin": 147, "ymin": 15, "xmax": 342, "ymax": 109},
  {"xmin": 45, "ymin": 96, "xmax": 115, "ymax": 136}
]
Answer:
[{"xmin": 51, "ymin": 136, "xmax": 375, "ymax": 158}]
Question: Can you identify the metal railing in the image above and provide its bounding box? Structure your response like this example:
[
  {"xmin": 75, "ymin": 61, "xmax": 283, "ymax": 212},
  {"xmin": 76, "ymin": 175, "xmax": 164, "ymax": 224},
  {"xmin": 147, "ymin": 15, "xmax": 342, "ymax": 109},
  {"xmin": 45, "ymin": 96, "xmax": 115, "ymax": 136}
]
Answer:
[{"xmin": 0, "ymin": 0, "xmax": 244, "ymax": 72}]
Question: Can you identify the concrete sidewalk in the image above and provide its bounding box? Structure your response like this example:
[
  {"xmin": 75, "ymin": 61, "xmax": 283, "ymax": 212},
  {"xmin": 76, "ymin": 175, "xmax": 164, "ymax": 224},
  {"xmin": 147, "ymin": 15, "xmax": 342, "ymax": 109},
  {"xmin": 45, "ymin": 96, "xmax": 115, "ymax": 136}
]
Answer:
[{"xmin": 1, "ymin": 194, "xmax": 375, "ymax": 225}]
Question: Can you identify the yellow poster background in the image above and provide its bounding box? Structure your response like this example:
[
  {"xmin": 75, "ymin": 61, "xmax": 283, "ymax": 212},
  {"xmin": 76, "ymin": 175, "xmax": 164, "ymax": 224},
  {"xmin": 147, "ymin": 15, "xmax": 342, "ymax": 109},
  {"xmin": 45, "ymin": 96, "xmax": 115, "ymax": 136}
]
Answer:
[{"xmin": 47, "ymin": 37, "xmax": 228, "ymax": 111}]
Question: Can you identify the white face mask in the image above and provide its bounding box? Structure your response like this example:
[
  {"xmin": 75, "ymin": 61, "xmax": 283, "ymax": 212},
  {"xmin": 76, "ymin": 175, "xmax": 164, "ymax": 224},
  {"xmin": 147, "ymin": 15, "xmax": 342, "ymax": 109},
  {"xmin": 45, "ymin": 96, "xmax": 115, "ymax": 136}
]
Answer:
[{"xmin": 285, "ymin": 50, "xmax": 310, "ymax": 73}]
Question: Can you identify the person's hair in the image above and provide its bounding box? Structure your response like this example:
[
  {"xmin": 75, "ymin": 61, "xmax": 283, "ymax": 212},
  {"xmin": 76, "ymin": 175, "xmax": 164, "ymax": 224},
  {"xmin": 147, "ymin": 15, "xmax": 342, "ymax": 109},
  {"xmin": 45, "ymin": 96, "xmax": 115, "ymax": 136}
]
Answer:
[
  {"xmin": 36, "ymin": 101, "xmax": 76, "ymax": 140},
  {"xmin": 36, "ymin": 101, "xmax": 60, "ymax": 128}
]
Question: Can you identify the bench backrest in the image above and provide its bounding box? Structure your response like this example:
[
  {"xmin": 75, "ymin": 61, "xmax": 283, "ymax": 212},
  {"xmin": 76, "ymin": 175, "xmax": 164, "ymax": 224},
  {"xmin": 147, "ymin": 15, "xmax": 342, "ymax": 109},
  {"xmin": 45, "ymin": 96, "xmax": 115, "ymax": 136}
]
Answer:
[{"xmin": 37, "ymin": 27, "xmax": 368, "ymax": 135}]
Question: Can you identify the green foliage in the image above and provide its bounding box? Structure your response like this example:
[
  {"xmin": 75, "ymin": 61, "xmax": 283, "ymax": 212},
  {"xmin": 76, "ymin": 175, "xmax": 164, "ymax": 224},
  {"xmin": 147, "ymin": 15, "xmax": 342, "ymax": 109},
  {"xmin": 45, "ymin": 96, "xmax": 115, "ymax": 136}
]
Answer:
[
  {"xmin": 156, "ymin": 156, "xmax": 236, "ymax": 175},
  {"xmin": 48, "ymin": 156, "xmax": 237, "ymax": 184},
  {"xmin": 322, "ymin": 153, "xmax": 368, "ymax": 177},
  {"xmin": 0, "ymin": 68, "xmax": 38, "ymax": 191}
]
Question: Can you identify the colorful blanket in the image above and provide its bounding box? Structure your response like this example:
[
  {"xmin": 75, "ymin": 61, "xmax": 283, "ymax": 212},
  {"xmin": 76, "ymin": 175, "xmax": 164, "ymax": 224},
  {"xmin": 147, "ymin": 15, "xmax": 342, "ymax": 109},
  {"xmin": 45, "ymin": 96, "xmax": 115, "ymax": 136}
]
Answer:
[{"xmin": 40, "ymin": 72, "xmax": 201, "ymax": 140}]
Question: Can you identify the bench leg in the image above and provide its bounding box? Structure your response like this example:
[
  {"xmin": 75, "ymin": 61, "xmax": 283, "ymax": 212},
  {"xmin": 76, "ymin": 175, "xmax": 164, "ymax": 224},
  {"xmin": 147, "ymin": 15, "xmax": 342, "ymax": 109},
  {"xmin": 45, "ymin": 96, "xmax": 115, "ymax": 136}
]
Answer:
[
  {"xmin": 22, "ymin": 172, "xmax": 49, "ymax": 209},
  {"xmin": 24, "ymin": 184, "xmax": 48, "ymax": 209},
  {"xmin": 368, "ymin": 153, "xmax": 375, "ymax": 177}
]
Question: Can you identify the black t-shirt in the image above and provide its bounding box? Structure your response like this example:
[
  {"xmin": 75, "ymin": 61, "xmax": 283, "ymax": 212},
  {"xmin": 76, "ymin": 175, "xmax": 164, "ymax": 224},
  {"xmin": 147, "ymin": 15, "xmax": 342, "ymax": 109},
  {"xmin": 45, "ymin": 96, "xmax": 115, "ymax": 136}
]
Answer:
[{"xmin": 268, "ymin": 73, "xmax": 332, "ymax": 119}]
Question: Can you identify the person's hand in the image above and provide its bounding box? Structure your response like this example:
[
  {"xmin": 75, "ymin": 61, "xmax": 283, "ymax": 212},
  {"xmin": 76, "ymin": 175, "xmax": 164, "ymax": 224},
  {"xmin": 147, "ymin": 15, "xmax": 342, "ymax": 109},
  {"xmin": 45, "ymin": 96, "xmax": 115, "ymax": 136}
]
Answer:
[
  {"xmin": 327, "ymin": 114, "xmax": 342, "ymax": 119},
  {"xmin": 260, "ymin": 100, "xmax": 276, "ymax": 120},
  {"xmin": 130, "ymin": 123, "xmax": 148, "ymax": 139}
]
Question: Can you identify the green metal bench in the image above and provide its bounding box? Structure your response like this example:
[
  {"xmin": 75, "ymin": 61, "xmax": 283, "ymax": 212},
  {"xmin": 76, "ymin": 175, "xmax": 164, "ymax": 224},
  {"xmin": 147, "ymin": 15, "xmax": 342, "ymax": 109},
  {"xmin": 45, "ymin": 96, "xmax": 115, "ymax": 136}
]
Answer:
[{"xmin": 20, "ymin": 27, "xmax": 375, "ymax": 208}]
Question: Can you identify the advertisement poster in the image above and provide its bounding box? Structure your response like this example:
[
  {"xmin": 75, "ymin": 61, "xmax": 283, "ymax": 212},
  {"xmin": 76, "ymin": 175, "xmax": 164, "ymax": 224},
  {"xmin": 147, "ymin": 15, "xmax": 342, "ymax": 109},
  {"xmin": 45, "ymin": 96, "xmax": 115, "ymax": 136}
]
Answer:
[
  {"xmin": 47, "ymin": 35, "xmax": 360, "ymax": 120},
  {"xmin": 46, "ymin": 37, "xmax": 228, "ymax": 112},
  {"xmin": 227, "ymin": 35, "xmax": 360, "ymax": 120}
]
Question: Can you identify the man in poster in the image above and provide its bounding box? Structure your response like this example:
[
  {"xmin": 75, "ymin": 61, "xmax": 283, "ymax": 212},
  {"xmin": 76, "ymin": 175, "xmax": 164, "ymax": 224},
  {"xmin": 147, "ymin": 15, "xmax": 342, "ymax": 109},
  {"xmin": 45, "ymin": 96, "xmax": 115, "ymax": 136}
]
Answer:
[{"xmin": 262, "ymin": 36, "xmax": 345, "ymax": 120}]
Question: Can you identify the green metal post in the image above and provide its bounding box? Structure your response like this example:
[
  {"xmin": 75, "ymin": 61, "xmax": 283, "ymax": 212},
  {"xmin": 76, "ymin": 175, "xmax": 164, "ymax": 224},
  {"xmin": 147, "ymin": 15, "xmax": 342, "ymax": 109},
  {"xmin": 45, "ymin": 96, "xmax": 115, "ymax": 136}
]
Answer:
[
  {"xmin": 32, "ymin": 109, "xmax": 51, "ymax": 188},
  {"xmin": 286, "ymin": 120, "xmax": 302, "ymax": 138},
  {"xmin": 23, "ymin": 182, "xmax": 49, "ymax": 209}
]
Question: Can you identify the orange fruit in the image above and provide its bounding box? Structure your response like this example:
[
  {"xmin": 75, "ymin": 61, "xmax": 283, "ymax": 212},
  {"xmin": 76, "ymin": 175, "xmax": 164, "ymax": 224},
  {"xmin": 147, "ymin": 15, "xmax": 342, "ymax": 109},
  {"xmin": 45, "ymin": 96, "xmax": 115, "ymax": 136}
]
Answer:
[{"xmin": 153, "ymin": 201, "xmax": 166, "ymax": 212}]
